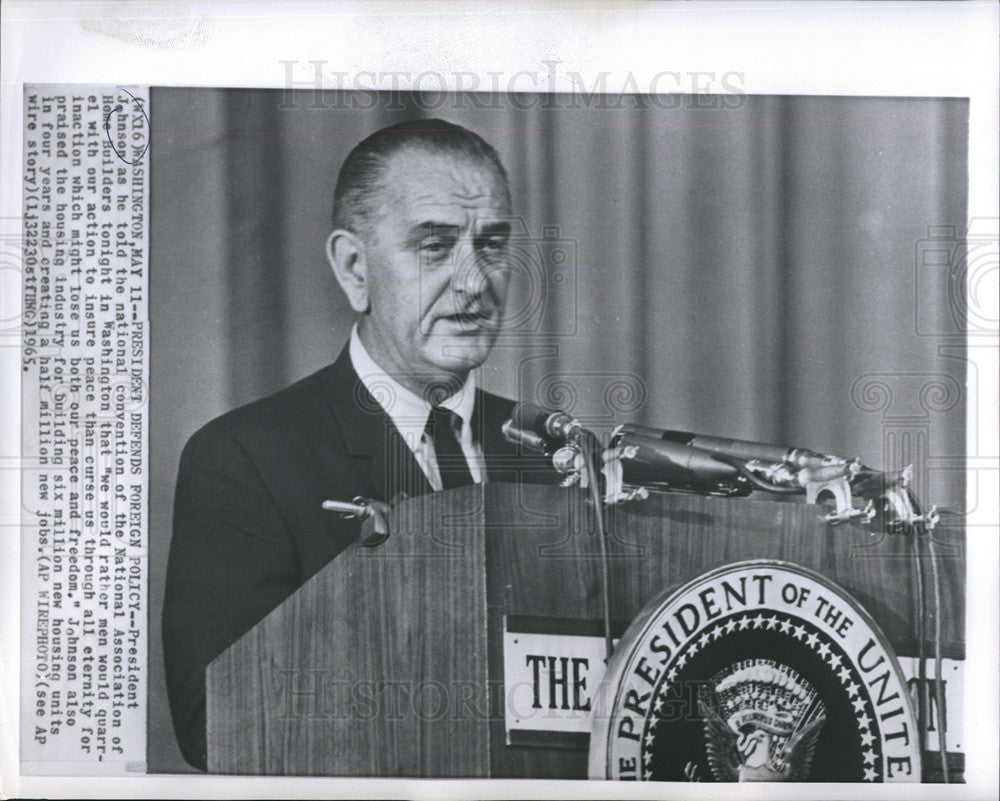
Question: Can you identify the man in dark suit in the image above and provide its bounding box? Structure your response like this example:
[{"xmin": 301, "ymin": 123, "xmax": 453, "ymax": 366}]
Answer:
[{"xmin": 163, "ymin": 119, "xmax": 546, "ymax": 770}]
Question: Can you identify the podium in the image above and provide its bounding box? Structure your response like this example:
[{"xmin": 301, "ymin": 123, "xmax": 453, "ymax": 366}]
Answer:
[{"xmin": 206, "ymin": 482, "xmax": 963, "ymax": 778}]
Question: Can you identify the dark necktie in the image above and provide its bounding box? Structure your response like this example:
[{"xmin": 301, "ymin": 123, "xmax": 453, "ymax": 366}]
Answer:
[{"xmin": 426, "ymin": 406, "xmax": 474, "ymax": 490}]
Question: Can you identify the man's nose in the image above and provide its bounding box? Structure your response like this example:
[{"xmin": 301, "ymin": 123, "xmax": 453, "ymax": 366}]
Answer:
[{"xmin": 450, "ymin": 234, "xmax": 490, "ymax": 297}]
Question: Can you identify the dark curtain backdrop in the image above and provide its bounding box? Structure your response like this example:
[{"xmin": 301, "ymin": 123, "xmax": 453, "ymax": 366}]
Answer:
[{"xmin": 148, "ymin": 89, "xmax": 967, "ymax": 771}]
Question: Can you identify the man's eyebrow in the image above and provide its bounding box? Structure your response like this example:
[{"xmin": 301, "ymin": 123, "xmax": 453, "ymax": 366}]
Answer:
[
  {"xmin": 405, "ymin": 221, "xmax": 461, "ymax": 247},
  {"xmin": 477, "ymin": 221, "xmax": 511, "ymax": 238}
]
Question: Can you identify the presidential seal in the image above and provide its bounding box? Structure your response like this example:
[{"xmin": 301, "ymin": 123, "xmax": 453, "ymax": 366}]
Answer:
[{"xmin": 589, "ymin": 560, "xmax": 921, "ymax": 782}]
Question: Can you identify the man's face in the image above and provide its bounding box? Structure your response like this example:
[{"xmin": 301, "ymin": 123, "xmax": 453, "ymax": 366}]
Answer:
[{"xmin": 359, "ymin": 148, "xmax": 512, "ymax": 387}]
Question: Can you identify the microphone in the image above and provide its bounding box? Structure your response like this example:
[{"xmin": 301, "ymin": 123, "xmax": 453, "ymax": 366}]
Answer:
[
  {"xmin": 511, "ymin": 402, "xmax": 588, "ymax": 444},
  {"xmin": 508, "ymin": 404, "xmax": 604, "ymax": 492},
  {"xmin": 611, "ymin": 427, "xmax": 744, "ymax": 492},
  {"xmin": 500, "ymin": 419, "xmax": 548, "ymax": 453},
  {"xmin": 614, "ymin": 423, "xmax": 842, "ymax": 471}
]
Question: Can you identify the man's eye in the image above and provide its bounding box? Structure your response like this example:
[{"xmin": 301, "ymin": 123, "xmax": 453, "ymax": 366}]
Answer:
[
  {"xmin": 476, "ymin": 237, "xmax": 508, "ymax": 254},
  {"xmin": 421, "ymin": 239, "xmax": 453, "ymax": 259}
]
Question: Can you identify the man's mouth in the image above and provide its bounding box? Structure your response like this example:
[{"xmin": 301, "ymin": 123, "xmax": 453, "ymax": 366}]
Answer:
[
  {"xmin": 438, "ymin": 309, "xmax": 496, "ymax": 330},
  {"xmin": 449, "ymin": 310, "xmax": 492, "ymax": 321}
]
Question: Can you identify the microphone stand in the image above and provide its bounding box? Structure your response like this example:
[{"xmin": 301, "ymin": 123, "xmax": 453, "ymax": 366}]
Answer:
[
  {"xmin": 577, "ymin": 430, "xmax": 615, "ymax": 663},
  {"xmin": 502, "ymin": 419, "xmax": 616, "ymax": 661}
]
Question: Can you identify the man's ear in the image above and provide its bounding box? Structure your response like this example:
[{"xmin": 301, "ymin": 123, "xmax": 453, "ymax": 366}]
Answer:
[{"xmin": 326, "ymin": 229, "xmax": 370, "ymax": 314}]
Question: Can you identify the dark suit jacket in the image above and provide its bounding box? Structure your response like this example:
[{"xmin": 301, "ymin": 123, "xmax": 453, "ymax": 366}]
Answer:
[{"xmin": 163, "ymin": 345, "xmax": 543, "ymax": 770}]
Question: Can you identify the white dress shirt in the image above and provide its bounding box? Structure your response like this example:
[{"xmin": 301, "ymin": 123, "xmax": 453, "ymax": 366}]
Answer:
[{"xmin": 349, "ymin": 326, "xmax": 486, "ymax": 490}]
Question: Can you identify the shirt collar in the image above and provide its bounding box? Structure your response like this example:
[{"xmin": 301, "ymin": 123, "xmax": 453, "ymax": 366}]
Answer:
[{"xmin": 349, "ymin": 325, "xmax": 477, "ymax": 433}]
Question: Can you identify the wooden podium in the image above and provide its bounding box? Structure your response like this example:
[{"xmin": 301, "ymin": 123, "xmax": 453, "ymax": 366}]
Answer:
[{"xmin": 206, "ymin": 482, "xmax": 963, "ymax": 778}]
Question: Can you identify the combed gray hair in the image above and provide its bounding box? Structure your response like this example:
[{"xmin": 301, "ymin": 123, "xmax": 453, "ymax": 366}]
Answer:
[{"xmin": 332, "ymin": 118, "xmax": 510, "ymax": 240}]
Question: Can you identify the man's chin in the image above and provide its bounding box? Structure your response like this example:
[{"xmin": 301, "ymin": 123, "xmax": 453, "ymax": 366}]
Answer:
[{"xmin": 423, "ymin": 338, "xmax": 493, "ymax": 373}]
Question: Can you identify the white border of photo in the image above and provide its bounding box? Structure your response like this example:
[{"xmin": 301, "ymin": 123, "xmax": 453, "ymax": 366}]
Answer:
[{"xmin": 1, "ymin": 2, "xmax": 996, "ymax": 799}]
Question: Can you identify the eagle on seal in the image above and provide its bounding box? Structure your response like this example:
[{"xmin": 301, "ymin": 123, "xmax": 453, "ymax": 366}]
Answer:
[{"xmin": 697, "ymin": 659, "xmax": 827, "ymax": 782}]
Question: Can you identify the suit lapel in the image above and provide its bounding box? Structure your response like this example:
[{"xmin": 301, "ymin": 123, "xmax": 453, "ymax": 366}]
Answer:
[
  {"xmin": 474, "ymin": 388, "xmax": 525, "ymax": 484},
  {"xmin": 320, "ymin": 346, "xmax": 540, "ymax": 499},
  {"xmin": 319, "ymin": 345, "xmax": 432, "ymax": 501},
  {"xmin": 476, "ymin": 388, "xmax": 560, "ymax": 486}
]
